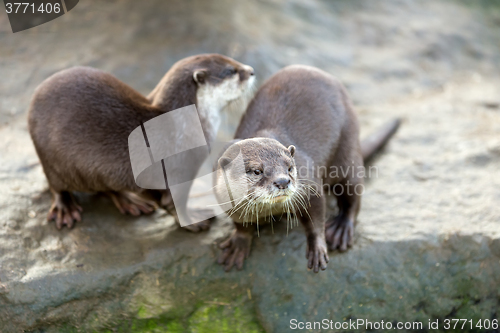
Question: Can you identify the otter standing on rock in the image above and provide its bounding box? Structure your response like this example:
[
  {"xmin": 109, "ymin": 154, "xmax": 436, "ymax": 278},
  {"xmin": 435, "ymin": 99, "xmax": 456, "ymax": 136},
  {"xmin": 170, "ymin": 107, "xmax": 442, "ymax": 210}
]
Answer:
[
  {"xmin": 28, "ymin": 54, "xmax": 255, "ymax": 230},
  {"xmin": 214, "ymin": 65, "xmax": 400, "ymax": 272}
]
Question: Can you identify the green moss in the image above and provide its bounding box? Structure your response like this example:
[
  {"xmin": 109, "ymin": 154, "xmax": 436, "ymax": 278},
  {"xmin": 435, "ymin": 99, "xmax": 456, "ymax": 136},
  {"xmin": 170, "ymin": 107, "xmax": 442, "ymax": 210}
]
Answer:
[
  {"xmin": 165, "ymin": 320, "xmax": 185, "ymax": 333},
  {"xmin": 137, "ymin": 305, "xmax": 149, "ymax": 319},
  {"xmin": 94, "ymin": 299, "xmax": 263, "ymax": 333},
  {"xmin": 38, "ymin": 294, "xmax": 263, "ymax": 333},
  {"xmin": 188, "ymin": 302, "xmax": 264, "ymax": 333},
  {"xmin": 80, "ymin": 317, "xmax": 185, "ymax": 333},
  {"xmin": 128, "ymin": 317, "xmax": 184, "ymax": 333}
]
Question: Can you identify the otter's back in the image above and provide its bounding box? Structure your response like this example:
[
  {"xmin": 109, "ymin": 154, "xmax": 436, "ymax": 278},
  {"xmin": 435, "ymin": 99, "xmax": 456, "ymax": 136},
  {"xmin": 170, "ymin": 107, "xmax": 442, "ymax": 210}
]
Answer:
[
  {"xmin": 235, "ymin": 65, "xmax": 358, "ymax": 165},
  {"xmin": 27, "ymin": 66, "xmax": 159, "ymax": 192}
]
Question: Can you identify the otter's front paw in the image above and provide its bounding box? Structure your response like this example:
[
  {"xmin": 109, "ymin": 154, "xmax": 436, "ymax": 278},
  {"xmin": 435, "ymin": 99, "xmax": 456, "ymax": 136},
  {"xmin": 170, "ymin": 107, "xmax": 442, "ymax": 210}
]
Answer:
[
  {"xmin": 218, "ymin": 230, "xmax": 253, "ymax": 272},
  {"xmin": 325, "ymin": 216, "xmax": 354, "ymax": 252},
  {"xmin": 182, "ymin": 208, "xmax": 215, "ymax": 232},
  {"xmin": 306, "ymin": 236, "xmax": 329, "ymax": 273}
]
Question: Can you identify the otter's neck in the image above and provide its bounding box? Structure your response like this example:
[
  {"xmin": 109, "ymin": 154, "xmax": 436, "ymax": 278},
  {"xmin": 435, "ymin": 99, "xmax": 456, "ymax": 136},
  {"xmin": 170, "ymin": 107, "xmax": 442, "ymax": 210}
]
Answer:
[
  {"xmin": 147, "ymin": 73, "xmax": 196, "ymax": 111},
  {"xmin": 197, "ymin": 104, "xmax": 221, "ymax": 146},
  {"xmin": 195, "ymin": 84, "xmax": 227, "ymax": 145},
  {"xmin": 147, "ymin": 73, "xmax": 221, "ymax": 146}
]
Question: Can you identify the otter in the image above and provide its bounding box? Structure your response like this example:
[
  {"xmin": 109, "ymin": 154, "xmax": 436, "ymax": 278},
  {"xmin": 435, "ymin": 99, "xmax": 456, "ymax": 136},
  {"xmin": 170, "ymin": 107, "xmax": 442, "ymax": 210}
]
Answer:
[
  {"xmin": 214, "ymin": 65, "xmax": 400, "ymax": 272},
  {"xmin": 28, "ymin": 54, "xmax": 255, "ymax": 230}
]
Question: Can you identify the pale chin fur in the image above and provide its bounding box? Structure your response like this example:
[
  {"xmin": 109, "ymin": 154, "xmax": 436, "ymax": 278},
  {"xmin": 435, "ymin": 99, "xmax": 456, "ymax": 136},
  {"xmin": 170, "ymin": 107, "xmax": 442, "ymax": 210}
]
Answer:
[
  {"xmin": 253, "ymin": 184, "xmax": 298, "ymax": 205},
  {"xmin": 196, "ymin": 74, "xmax": 256, "ymax": 143}
]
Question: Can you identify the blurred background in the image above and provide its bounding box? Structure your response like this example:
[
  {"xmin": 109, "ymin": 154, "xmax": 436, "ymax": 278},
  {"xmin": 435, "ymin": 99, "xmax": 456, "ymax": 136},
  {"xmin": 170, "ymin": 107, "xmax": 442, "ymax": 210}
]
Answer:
[
  {"xmin": 1, "ymin": 1, "xmax": 500, "ymax": 332},
  {"xmin": 2, "ymin": 0, "xmax": 499, "ymax": 126}
]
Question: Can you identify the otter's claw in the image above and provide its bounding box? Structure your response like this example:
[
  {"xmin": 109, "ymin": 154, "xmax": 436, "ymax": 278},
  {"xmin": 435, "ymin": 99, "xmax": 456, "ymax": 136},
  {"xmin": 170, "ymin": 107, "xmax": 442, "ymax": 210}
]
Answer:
[
  {"xmin": 306, "ymin": 237, "xmax": 329, "ymax": 273},
  {"xmin": 48, "ymin": 191, "xmax": 82, "ymax": 230},
  {"xmin": 325, "ymin": 217, "xmax": 354, "ymax": 252},
  {"xmin": 108, "ymin": 191, "xmax": 158, "ymax": 216},
  {"xmin": 218, "ymin": 230, "xmax": 252, "ymax": 271}
]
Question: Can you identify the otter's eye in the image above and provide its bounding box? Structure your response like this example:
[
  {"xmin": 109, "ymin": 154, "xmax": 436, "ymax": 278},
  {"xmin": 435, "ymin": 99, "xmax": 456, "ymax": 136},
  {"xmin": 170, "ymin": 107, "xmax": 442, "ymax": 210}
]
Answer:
[
  {"xmin": 224, "ymin": 68, "xmax": 237, "ymax": 77},
  {"xmin": 288, "ymin": 166, "xmax": 293, "ymax": 172},
  {"xmin": 254, "ymin": 169, "xmax": 262, "ymax": 176}
]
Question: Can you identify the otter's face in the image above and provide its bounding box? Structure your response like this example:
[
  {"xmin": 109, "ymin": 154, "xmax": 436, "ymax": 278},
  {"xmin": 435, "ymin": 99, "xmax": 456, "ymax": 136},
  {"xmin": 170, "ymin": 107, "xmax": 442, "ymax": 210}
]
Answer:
[
  {"xmin": 216, "ymin": 140, "xmax": 310, "ymax": 223},
  {"xmin": 245, "ymin": 145, "xmax": 298, "ymax": 204},
  {"xmin": 193, "ymin": 55, "xmax": 256, "ymax": 110}
]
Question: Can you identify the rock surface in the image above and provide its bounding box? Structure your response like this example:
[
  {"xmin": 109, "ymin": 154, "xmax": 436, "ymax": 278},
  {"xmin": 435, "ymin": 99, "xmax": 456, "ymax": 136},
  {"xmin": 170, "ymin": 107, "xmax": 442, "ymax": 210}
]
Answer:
[{"xmin": 0, "ymin": 0, "xmax": 499, "ymax": 332}]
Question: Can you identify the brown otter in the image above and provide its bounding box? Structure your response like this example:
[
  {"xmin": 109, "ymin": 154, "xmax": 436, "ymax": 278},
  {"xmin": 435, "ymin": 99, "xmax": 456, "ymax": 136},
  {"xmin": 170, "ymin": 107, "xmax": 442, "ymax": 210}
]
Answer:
[
  {"xmin": 214, "ymin": 65, "xmax": 400, "ymax": 272},
  {"xmin": 28, "ymin": 54, "xmax": 255, "ymax": 230}
]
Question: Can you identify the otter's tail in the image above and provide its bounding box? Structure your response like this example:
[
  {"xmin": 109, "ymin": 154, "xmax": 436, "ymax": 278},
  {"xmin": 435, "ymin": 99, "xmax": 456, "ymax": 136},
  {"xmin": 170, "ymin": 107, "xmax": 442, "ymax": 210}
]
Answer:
[{"xmin": 361, "ymin": 118, "xmax": 401, "ymax": 162}]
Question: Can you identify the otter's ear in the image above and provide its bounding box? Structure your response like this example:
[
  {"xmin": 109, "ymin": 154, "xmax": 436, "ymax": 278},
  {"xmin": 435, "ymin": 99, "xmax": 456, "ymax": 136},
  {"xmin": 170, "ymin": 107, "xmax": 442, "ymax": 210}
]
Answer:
[
  {"xmin": 193, "ymin": 70, "xmax": 208, "ymax": 84},
  {"xmin": 288, "ymin": 145, "xmax": 296, "ymax": 158},
  {"xmin": 219, "ymin": 157, "xmax": 231, "ymax": 169}
]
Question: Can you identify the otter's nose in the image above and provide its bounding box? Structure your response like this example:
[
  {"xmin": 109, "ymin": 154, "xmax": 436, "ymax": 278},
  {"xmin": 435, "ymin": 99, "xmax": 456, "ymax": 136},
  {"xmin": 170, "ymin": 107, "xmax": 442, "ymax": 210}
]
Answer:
[
  {"xmin": 273, "ymin": 177, "xmax": 290, "ymax": 189},
  {"xmin": 245, "ymin": 65, "xmax": 255, "ymax": 76}
]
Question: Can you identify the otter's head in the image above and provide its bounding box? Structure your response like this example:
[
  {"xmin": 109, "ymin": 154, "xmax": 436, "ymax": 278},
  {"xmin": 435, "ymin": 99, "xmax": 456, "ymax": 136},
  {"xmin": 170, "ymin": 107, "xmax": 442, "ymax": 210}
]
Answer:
[
  {"xmin": 217, "ymin": 138, "xmax": 299, "ymax": 211},
  {"xmin": 190, "ymin": 54, "xmax": 256, "ymax": 112},
  {"xmin": 149, "ymin": 54, "xmax": 256, "ymax": 143}
]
